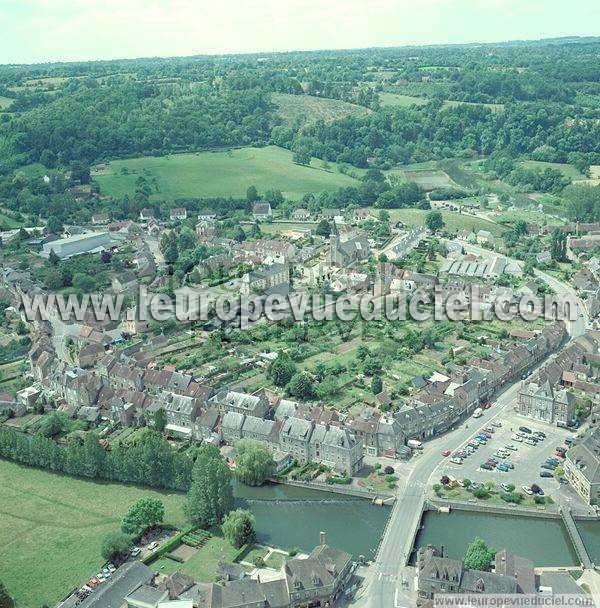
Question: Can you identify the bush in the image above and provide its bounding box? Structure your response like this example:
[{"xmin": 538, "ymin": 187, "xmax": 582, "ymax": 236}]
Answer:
[
  {"xmin": 473, "ymin": 487, "xmax": 490, "ymax": 499},
  {"xmin": 383, "ymin": 466, "xmax": 394, "ymax": 474},
  {"xmin": 101, "ymin": 531, "xmax": 131, "ymax": 561}
]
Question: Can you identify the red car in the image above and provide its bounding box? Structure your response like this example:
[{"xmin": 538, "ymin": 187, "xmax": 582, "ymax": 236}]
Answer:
[
  {"xmin": 442, "ymin": 450, "xmax": 451, "ymax": 456},
  {"xmin": 554, "ymin": 450, "xmax": 565, "ymax": 458}
]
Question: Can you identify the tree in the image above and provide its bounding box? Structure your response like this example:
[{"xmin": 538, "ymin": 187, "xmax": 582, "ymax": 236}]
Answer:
[
  {"xmin": 48, "ymin": 249, "xmax": 61, "ymax": 267},
  {"xmin": 464, "ymin": 538, "xmax": 494, "ymax": 571},
  {"xmin": 46, "ymin": 216, "xmax": 63, "ymax": 235},
  {"xmin": 371, "ymin": 375, "xmax": 383, "ymax": 394},
  {"xmin": 286, "ymin": 372, "xmax": 315, "ymax": 400},
  {"xmin": 550, "ymin": 228, "xmax": 567, "ymax": 262},
  {"xmin": 0, "ymin": 579, "xmax": 13, "ymax": 608},
  {"xmin": 362, "ymin": 356, "xmax": 382, "ymax": 376},
  {"xmin": 425, "ymin": 210, "xmax": 444, "ymax": 233},
  {"xmin": 101, "ymin": 531, "xmax": 131, "ymax": 561},
  {"xmin": 185, "ymin": 445, "xmax": 233, "ymax": 528},
  {"xmin": 164, "ymin": 238, "xmax": 179, "ymax": 265},
  {"xmin": 315, "ymin": 220, "xmax": 331, "ymax": 238},
  {"xmin": 154, "ymin": 408, "xmax": 167, "ymax": 433},
  {"xmin": 222, "ymin": 509, "xmax": 255, "ymax": 548},
  {"xmin": 267, "ymin": 354, "xmax": 297, "ymax": 387},
  {"xmin": 235, "ymin": 439, "xmax": 274, "ymax": 486},
  {"xmin": 246, "ymin": 185, "xmax": 258, "ymax": 203},
  {"xmin": 121, "ymin": 498, "xmax": 165, "ymax": 535}
]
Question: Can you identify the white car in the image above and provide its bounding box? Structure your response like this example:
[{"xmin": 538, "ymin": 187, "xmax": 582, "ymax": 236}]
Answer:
[
  {"xmin": 96, "ymin": 573, "xmax": 106, "ymax": 583},
  {"xmin": 505, "ymin": 444, "xmax": 517, "ymax": 451},
  {"xmin": 522, "ymin": 485, "xmax": 534, "ymax": 495},
  {"xmin": 450, "ymin": 457, "xmax": 463, "ymax": 464},
  {"xmin": 524, "ymin": 438, "xmax": 537, "ymax": 446},
  {"xmin": 491, "ymin": 421, "xmax": 502, "ymax": 428},
  {"xmin": 511, "ymin": 434, "xmax": 523, "ymax": 442},
  {"xmin": 131, "ymin": 548, "xmax": 141, "ymax": 557},
  {"xmin": 107, "ymin": 564, "xmax": 116, "ymax": 573},
  {"xmin": 149, "ymin": 541, "xmax": 159, "ymax": 551}
]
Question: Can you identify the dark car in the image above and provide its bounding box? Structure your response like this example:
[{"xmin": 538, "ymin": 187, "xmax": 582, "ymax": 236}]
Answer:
[
  {"xmin": 540, "ymin": 471, "xmax": 553, "ymax": 478},
  {"xmin": 541, "ymin": 463, "xmax": 556, "ymax": 470},
  {"xmin": 481, "ymin": 463, "xmax": 493, "ymax": 470},
  {"xmin": 519, "ymin": 426, "xmax": 532, "ymax": 434}
]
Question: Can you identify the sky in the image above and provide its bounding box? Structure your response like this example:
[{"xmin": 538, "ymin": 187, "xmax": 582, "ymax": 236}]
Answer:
[{"xmin": 1, "ymin": 0, "xmax": 599, "ymax": 64}]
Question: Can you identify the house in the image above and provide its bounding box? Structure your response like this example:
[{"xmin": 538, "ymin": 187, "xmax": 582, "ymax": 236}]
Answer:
[
  {"xmin": 536, "ymin": 250, "xmax": 552, "ymax": 265},
  {"xmin": 517, "ymin": 380, "xmax": 575, "ymax": 426},
  {"xmin": 41, "ymin": 231, "xmax": 111, "ymax": 260},
  {"xmin": 91, "ymin": 213, "xmax": 109, "ymax": 225},
  {"xmin": 0, "ymin": 394, "xmax": 25, "ymax": 417},
  {"xmin": 210, "ymin": 390, "xmax": 271, "ymax": 419},
  {"xmin": 241, "ymin": 263, "xmax": 289, "ymax": 296},
  {"xmin": 169, "ymin": 208, "xmax": 187, "ymax": 221},
  {"xmin": 139, "ymin": 209, "xmax": 155, "ymax": 222},
  {"xmin": 252, "ymin": 203, "xmax": 272, "ymax": 220},
  {"xmin": 121, "ymin": 306, "xmax": 151, "ymax": 335},
  {"xmin": 416, "ymin": 545, "xmax": 530, "ymax": 601},
  {"xmin": 201, "ymin": 540, "xmax": 353, "ymax": 608},
  {"xmin": 292, "ymin": 208, "xmax": 311, "ymax": 221},
  {"xmin": 476, "ymin": 230, "xmax": 494, "ymax": 245},
  {"xmin": 353, "ymin": 208, "xmax": 371, "ymax": 221},
  {"xmin": 112, "ymin": 271, "xmax": 138, "ymax": 294},
  {"xmin": 564, "ymin": 427, "xmax": 600, "ymax": 505},
  {"xmin": 321, "ymin": 208, "xmax": 341, "ymax": 220},
  {"xmin": 197, "ymin": 210, "xmax": 217, "ymax": 221}
]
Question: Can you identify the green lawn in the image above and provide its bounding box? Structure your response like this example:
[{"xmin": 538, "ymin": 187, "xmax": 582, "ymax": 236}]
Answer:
[
  {"xmin": 94, "ymin": 146, "xmax": 358, "ymax": 200},
  {"xmin": 151, "ymin": 532, "xmax": 237, "ymax": 582},
  {"xmin": 0, "ymin": 459, "xmax": 186, "ymax": 607}
]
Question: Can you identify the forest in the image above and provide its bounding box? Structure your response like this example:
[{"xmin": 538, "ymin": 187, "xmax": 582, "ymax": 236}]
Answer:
[{"xmin": 0, "ymin": 37, "xmax": 599, "ymax": 224}]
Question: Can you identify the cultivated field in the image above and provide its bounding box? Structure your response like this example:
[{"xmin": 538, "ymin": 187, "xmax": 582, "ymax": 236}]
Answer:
[
  {"xmin": 94, "ymin": 146, "xmax": 358, "ymax": 200},
  {"xmin": 0, "ymin": 459, "xmax": 186, "ymax": 607},
  {"xmin": 272, "ymin": 92, "xmax": 371, "ymax": 126},
  {"xmin": 402, "ymin": 169, "xmax": 457, "ymax": 190}
]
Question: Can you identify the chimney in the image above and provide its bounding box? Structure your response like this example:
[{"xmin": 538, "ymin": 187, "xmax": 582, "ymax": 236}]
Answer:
[{"xmin": 320, "ymin": 531, "xmax": 326, "ymax": 546}]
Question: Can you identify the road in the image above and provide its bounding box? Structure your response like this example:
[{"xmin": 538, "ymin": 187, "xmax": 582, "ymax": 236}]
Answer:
[{"xmin": 351, "ymin": 246, "xmax": 588, "ymax": 608}]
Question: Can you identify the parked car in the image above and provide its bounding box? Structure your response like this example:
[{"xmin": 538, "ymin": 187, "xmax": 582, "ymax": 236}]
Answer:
[
  {"xmin": 505, "ymin": 444, "xmax": 517, "ymax": 451},
  {"xmin": 501, "ymin": 483, "xmax": 513, "ymax": 492},
  {"xmin": 88, "ymin": 579, "xmax": 99, "ymax": 588},
  {"xmin": 554, "ymin": 451, "xmax": 565, "ymax": 458},
  {"xmin": 530, "ymin": 484, "xmax": 543, "ymax": 495},
  {"xmin": 483, "ymin": 427, "xmax": 495, "ymax": 433},
  {"xmin": 522, "ymin": 485, "xmax": 534, "ymax": 495},
  {"xmin": 493, "ymin": 452, "xmax": 506, "ymax": 459},
  {"xmin": 535, "ymin": 431, "xmax": 546, "ymax": 438},
  {"xmin": 503, "ymin": 462, "xmax": 514, "ymax": 469},
  {"xmin": 131, "ymin": 548, "xmax": 141, "ymax": 557},
  {"xmin": 519, "ymin": 426, "xmax": 532, "ymax": 434},
  {"xmin": 541, "ymin": 463, "xmax": 556, "ymax": 471},
  {"xmin": 450, "ymin": 457, "xmax": 463, "ymax": 464},
  {"xmin": 481, "ymin": 463, "xmax": 494, "ymax": 470},
  {"xmin": 555, "ymin": 446, "xmax": 566, "ymax": 454},
  {"xmin": 540, "ymin": 471, "xmax": 553, "ymax": 478},
  {"xmin": 442, "ymin": 450, "xmax": 451, "ymax": 456},
  {"xmin": 565, "ymin": 438, "xmax": 574, "ymax": 446},
  {"xmin": 491, "ymin": 421, "xmax": 502, "ymax": 428},
  {"xmin": 107, "ymin": 564, "xmax": 116, "ymax": 573},
  {"xmin": 497, "ymin": 464, "xmax": 509, "ymax": 472},
  {"xmin": 149, "ymin": 541, "xmax": 159, "ymax": 551},
  {"xmin": 524, "ymin": 438, "xmax": 537, "ymax": 446},
  {"xmin": 559, "ymin": 477, "xmax": 569, "ymax": 485}
]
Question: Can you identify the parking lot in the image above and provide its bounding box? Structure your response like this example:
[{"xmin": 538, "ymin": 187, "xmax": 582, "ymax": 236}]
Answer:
[{"xmin": 437, "ymin": 409, "xmax": 574, "ymax": 497}]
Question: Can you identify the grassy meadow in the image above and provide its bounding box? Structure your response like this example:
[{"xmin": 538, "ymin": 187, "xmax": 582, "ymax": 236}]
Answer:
[
  {"xmin": 94, "ymin": 146, "xmax": 358, "ymax": 200},
  {"xmin": 0, "ymin": 459, "xmax": 186, "ymax": 607}
]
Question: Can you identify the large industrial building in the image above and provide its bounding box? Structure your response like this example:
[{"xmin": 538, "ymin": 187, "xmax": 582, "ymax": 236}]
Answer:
[{"xmin": 41, "ymin": 231, "xmax": 111, "ymax": 259}]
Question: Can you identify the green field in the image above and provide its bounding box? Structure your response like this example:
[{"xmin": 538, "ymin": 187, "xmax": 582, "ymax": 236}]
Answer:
[
  {"xmin": 379, "ymin": 93, "xmax": 428, "ymax": 108},
  {"xmin": 94, "ymin": 146, "xmax": 358, "ymax": 200},
  {"xmin": 519, "ymin": 160, "xmax": 587, "ymax": 181},
  {"xmin": 0, "ymin": 459, "xmax": 186, "ymax": 607},
  {"xmin": 273, "ymin": 92, "xmax": 371, "ymax": 126}
]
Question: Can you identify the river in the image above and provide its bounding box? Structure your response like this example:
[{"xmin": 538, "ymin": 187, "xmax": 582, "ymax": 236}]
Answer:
[
  {"xmin": 413, "ymin": 510, "xmax": 581, "ymax": 567},
  {"xmin": 234, "ymin": 481, "xmax": 390, "ymax": 558}
]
